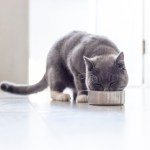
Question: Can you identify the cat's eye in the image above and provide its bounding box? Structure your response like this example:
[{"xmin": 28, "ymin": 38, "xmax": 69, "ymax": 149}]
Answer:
[
  {"xmin": 110, "ymin": 82, "xmax": 118, "ymax": 87},
  {"xmin": 95, "ymin": 83, "xmax": 102, "ymax": 86},
  {"xmin": 117, "ymin": 86, "xmax": 125, "ymax": 91},
  {"xmin": 94, "ymin": 83, "xmax": 104, "ymax": 89},
  {"xmin": 117, "ymin": 88, "xmax": 123, "ymax": 91},
  {"xmin": 93, "ymin": 83, "xmax": 104, "ymax": 91}
]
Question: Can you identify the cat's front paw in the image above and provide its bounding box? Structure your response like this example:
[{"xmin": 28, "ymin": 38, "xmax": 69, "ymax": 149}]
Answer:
[
  {"xmin": 76, "ymin": 95, "xmax": 88, "ymax": 103},
  {"xmin": 51, "ymin": 91, "xmax": 71, "ymax": 102}
]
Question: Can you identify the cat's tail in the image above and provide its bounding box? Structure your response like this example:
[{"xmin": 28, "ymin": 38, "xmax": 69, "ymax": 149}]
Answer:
[{"xmin": 0, "ymin": 74, "xmax": 48, "ymax": 95}]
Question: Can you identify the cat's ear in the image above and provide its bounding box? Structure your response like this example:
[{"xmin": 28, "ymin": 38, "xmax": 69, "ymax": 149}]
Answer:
[
  {"xmin": 116, "ymin": 52, "xmax": 125, "ymax": 70},
  {"xmin": 83, "ymin": 56, "xmax": 94, "ymax": 70}
]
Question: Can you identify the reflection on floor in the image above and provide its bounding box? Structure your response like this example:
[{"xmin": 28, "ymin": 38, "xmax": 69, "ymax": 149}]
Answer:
[{"xmin": 0, "ymin": 87, "xmax": 150, "ymax": 150}]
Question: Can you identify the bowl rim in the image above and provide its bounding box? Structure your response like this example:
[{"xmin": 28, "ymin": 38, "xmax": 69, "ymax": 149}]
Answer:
[{"xmin": 88, "ymin": 90, "xmax": 125, "ymax": 94}]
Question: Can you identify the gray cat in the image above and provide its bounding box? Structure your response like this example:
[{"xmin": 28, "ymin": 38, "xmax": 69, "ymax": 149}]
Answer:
[{"xmin": 0, "ymin": 31, "xmax": 128, "ymax": 102}]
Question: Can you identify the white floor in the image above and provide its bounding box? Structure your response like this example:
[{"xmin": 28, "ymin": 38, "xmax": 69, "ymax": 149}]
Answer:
[{"xmin": 0, "ymin": 87, "xmax": 150, "ymax": 150}]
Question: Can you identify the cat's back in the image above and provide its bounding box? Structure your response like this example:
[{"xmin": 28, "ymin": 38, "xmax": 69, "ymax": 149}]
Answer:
[
  {"xmin": 57, "ymin": 31, "xmax": 119, "ymax": 57},
  {"xmin": 47, "ymin": 31, "xmax": 119, "ymax": 68},
  {"xmin": 49, "ymin": 30, "xmax": 119, "ymax": 55},
  {"xmin": 47, "ymin": 31, "xmax": 86, "ymax": 64}
]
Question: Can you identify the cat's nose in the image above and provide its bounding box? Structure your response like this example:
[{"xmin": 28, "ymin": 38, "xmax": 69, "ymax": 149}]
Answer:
[{"xmin": 104, "ymin": 87, "xmax": 109, "ymax": 91}]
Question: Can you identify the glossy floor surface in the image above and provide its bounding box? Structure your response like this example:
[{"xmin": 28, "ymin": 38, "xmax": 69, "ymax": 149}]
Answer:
[{"xmin": 0, "ymin": 88, "xmax": 150, "ymax": 150}]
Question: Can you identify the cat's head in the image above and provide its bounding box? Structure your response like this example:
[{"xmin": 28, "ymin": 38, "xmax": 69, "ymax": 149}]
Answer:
[{"xmin": 84, "ymin": 52, "xmax": 128, "ymax": 91}]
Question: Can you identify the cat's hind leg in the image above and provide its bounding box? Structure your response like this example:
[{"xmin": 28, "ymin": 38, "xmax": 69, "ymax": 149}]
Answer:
[{"xmin": 47, "ymin": 67, "xmax": 71, "ymax": 102}]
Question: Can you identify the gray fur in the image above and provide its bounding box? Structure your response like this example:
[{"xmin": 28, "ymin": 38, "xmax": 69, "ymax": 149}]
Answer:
[{"xmin": 0, "ymin": 31, "xmax": 128, "ymax": 101}]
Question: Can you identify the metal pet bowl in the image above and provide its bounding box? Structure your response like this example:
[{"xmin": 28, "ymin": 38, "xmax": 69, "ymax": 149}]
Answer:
[{"xmin": 88, "ymin": 91, "xmax": 125, "ymax": 106}]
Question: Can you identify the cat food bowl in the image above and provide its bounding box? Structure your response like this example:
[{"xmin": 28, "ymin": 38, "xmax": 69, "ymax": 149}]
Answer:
[{"xmin": 88, "ymin": 91, "xmax": 125, "ymax": 105}]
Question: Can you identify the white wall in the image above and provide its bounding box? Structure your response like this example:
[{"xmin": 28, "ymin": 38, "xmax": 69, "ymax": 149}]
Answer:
[
  {"xmin": 29, "ymin": 0, "xmax": 90, "ymax": 83},
  {"xmin": 0, "ymin": 0, "xmax": 28, "ymax": 84},
  {"xmin": 144, "ymin": 0, "xmax": 150, "ymax": 87}
]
